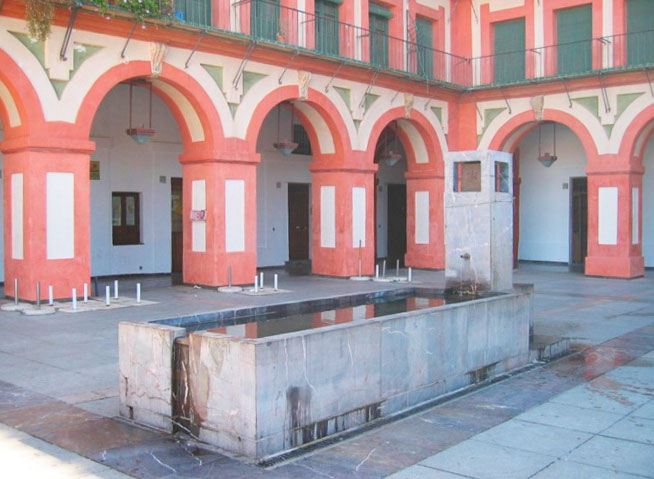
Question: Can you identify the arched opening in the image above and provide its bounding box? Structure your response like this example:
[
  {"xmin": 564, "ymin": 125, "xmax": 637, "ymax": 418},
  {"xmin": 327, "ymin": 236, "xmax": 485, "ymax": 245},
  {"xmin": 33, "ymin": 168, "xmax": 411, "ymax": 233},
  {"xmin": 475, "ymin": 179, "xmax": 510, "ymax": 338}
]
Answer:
[
  {"xmin": 79, "ymin": 61, "xmax": 224, "ymax": 287},
  {"xmin": 89, "ymin": 80, "xmax": 184, "ymax": 281},
  {"xmin": 374, "ymin": 123, "xmax": 408, "ymax": 268},
  {"xmin": 511, "ymin": 121, "xmax": 589, "ymax": 269},
  {"xmin": 255, "ymin": 101, "xmax": 316, "ymax": 273},
  {"xmin": 366, "ymin": 110, "xmax": 444, "ymax": 271}
]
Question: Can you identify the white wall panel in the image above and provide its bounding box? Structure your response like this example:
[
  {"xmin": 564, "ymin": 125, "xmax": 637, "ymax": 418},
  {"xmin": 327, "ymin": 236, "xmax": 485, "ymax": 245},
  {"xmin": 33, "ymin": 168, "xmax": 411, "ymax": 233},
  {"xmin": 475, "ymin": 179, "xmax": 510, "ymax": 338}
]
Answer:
[
  {"xmin": 192, "ymin": 179, "xmax": 206, "ymax": 253},
  {"xmin": 415, "ymin": 191, "xmax": 430, "ymax": 245},
  {"xmin": 643, "ymin": 139, "xmax": 654, "ymax": 267},
  {"xmin": 632, "ymin": 187, "xmax": 639, "ymax": 245},
  {"xmin": 46, "ymin": 172, "xmax": 75, "ymax": 259},
  {"xmin": 11, "ymin": 173, "xmax": 23, "ymax": 260},
  {"xmin": 320, "ymin": 186, "xmax": 336, "ymax": 248},
  {"xmin": 598, "ymin": 187, "xmax": 618, "ymax": 245},
  {"xmin": 225, "ymin": 179, "xmax": 245, "ymax": 252},
  {"xmin": 352, "ymin": 187, "xmax": 366, "ymax": 248}
]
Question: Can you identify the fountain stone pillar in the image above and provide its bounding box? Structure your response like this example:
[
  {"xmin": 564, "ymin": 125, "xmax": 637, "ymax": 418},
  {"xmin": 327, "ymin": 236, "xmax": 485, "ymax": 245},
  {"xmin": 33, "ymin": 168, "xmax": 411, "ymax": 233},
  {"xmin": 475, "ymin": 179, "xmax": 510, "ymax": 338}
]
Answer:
[{"xmin": 444, "ymin": 150, "xmax": 514, "ymax": 293}]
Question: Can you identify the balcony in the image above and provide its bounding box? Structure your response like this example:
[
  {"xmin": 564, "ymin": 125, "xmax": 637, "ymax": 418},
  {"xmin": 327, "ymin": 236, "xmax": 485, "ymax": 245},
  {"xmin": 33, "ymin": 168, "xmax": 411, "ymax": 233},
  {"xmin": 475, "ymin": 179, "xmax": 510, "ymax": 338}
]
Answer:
[{"xmin": 89, "ymin": 0, "xmax": 654, "ymax": 90}]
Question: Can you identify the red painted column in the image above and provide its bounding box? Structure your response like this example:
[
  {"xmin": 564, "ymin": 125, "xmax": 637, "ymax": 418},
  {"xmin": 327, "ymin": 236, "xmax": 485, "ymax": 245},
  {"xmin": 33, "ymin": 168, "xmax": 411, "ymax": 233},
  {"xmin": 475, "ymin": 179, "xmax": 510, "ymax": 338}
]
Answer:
[
  {"xmin": 585, "ymin": 155, "xmax": 644, "ymax": 278},
  {"xmin": 310, "ymin": 160, "xmax": 377, "ymax": 277},
  {"xmin": 1, "ymin": 136, "xmax": 93, "ymax": 301},
  {"xmin": 404, "ymin": 170, "xmax": 444, "ymax": 269},
  {"xmin": 180, "ymin": 148, "xmax": 259, "ymax": 287}
]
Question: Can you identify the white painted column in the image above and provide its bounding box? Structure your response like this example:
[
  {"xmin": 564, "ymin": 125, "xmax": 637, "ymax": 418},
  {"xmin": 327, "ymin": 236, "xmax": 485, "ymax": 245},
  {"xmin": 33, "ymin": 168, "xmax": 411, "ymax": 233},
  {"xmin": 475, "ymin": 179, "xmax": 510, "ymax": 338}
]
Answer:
[
  {"xmin": 415, "ymin": 190, "xmax": 430, "ymax": 245},
  {"xmin": 320, "ymin": 185, "xmax": 336, "ymax": 248},
  {"xmin": 10, "ymin": 173, "xmax": 23, "ymax": 260},
  {"xmin": 598, "ymin": 186, "xmax": 618, "ymax": 245},
  {"xmin": 46, "ymin": 172, "xmax": 75, "ymax": 259},
  {"xmin": 352, "ymin": 186, "xmax": 366, "ymax": 247}
]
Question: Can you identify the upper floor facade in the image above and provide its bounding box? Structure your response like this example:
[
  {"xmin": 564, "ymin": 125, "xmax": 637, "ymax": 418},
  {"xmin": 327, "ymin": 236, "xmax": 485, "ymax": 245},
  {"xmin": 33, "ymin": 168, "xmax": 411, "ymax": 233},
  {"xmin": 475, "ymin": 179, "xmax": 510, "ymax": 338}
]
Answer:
[{"xmin": 104, "ymin": 0, "xmax": 653, "ymax": 88}]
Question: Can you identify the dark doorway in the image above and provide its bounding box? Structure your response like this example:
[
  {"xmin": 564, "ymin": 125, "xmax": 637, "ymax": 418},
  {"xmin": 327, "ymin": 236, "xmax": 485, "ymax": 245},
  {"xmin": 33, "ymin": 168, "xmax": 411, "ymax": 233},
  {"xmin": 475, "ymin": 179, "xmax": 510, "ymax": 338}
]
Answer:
[
  {"xmin": 171, "ymin": 177, "xmax": 183, "ymax": 275},
  {"xmin": 387, "ymin": 184, "xmax": 407, "ymax": 267},
  {"xmin": 570, "ymin": 177, "xmax": 588, "ymax": 271},
  {"xmin": 288, "ymin": 183, "xmax": 310, "ymax": 261}
]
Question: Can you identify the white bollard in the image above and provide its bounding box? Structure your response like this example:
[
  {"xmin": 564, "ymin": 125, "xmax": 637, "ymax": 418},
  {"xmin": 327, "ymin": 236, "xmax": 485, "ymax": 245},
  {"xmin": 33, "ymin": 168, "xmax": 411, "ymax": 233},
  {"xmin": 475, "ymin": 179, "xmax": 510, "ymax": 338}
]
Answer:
[
  {"xmin": 408, "ymin": 267, "xmax": 412, "ymax": 283},
  {"xmin": 105, "ymin": 286, "xmax": 111, "ymax": 306},
  {"xmin": 375, "ymin": 264, "xmax": 379, "ymax": 279},
  {"xmin": 114, "ymin": 280, "xmax": 119, "ymax": 299},
  {"xmin": 259, "ymin": 272, "xmax": 264, "ymax": 288},
  {"xmin": 14, "ymin": 279, "xmax": 18, "ymax": 305},
  {"xmin": 83, "ymin": 283, "xmax": 88, "ymax": 303},
  {"xmin": 273, "ymin": 274, "xmax": 278, "ymax": 291},
  {"xmin": 72, "ymin": 288, "xmax": 77, "ymax": 310},
  {"xmin": 254, "ymin": 276, "xmax": 258, "ymax": 294},
  {"xmin": 48, "ymin": 285, "xmax": 54, "ymax": 306},
  {"xmin": 136, "ymin": 283, "xmax": 141, "ymax": 303}
]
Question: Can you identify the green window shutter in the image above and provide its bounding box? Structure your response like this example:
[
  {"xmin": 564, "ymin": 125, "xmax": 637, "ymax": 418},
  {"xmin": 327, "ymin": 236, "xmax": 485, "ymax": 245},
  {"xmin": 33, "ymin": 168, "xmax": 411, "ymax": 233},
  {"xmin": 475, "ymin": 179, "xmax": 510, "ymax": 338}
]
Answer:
[
  {"xmin": 627, "ymin": 0, "xmax": 654, "ymax": 66},
  {"xmin": 174, "ymin": 0, "xmax": 211, "ymax": 27},
  {"xmin": 369, "ymin": 10, "xmax": 389, "ymax": 68},
  {"xmin": 251, "ymin": 0, "xmax": 280, "ymax": 41},
  {"xmin": 316, "ymin": 0, "xmax": 340, "ymax": 56},
  {"xmin": 556, "ymin": 5, "xmax": 592, "ymax": 76},
  {"xmin": 493, "ymin": 18, "xmax": 525, "ymax": 84},
  {"xmin": 416, "ymin": 17, "xmax": 433, "ymax": 79}
]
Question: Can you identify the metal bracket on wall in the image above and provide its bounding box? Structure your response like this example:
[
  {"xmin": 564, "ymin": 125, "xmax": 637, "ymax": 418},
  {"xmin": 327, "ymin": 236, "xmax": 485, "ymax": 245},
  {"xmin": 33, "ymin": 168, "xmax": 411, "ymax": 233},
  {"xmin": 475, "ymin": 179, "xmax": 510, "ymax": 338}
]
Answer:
[
  {"xmin": 120, "ymin": 21, "xmax": 139, "ymax": 59},
  {"xmin": 475, "ymin": 103, "xmax": 483, "ymax": 121},
  {"xmin": 278, "ymin": 49, "xmax": 300, "ymax": 84},
  {"xmin": 597, "ymin": 72, "xmax": 611, "ymax": 113},
  {"xmin": 358, "ymin": 68, "xmax": 381, "ymax": 109},
  {"xmin": 562, "ymin": 79, "xmax": 573, "ymax": 108},
  {"xmin": 324, "ymin": 61, "xmax": 345, "ymax": 92},
  {"xmin": 184, "ymin": 30, "xmax": 207, "ymax": 69},
  {"xmin": 645, "ymin": 68, "xmax": 654, "ymax": 97},
  {"xmin": 59, "ymin": 5, "xmax": 80, "ymax": 61},
  {"xmin": 500, "ymin": 87, "xmax": 512, "ymax": 114},
  {"xmin": 232, "ymin": 41, "xmax": 256, "ymax": 88}
]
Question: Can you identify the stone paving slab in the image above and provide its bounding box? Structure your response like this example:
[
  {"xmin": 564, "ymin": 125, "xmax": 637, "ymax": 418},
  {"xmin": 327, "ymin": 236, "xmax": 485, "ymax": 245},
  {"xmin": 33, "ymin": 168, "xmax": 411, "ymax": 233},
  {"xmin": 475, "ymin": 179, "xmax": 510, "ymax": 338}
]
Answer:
[
  {"xmin": 531, "ymin": 460, "xmax": 645, "ymax": 479},
  {"xmin": 418, "ymin": 440, "xmax": 556, "ymax": 479},
  {"xmin": 564, "ymin": 435, "xmax": 654, "ymax": 477}
]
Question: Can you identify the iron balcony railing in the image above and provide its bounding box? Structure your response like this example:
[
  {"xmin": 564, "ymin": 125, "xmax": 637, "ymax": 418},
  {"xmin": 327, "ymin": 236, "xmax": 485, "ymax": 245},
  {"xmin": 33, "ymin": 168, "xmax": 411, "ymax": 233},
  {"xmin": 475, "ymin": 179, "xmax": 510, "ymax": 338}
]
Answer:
[{"xmin": 94, "ymin": 0, "xmax": 654, "ymax": 90}]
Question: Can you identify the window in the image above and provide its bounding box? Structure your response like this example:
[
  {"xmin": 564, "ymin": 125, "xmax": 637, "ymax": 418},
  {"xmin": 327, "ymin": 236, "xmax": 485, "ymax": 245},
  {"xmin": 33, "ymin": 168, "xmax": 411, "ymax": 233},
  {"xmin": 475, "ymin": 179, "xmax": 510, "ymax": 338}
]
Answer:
[
  {"xmin": 493, "ymin": 18, "xmax": 525, "ymax": 84},
  {"xmin": 369, "ymin": 4, "xmax": 391, "ymax": 68},
  {"xmin": 453, "ymin": 162, "xmax": 481, "ymax": 192},
  {"xmin": 315, "ymin": 0, "xmax": 340, "ymax": 56},
  {"xmin": 556, "ymin": 5, "xmax": 592, "ymax": 76},
  {"xmin": 416, "ymin": 17, "xmax": 434, "ymax": 79},
  {"xmin": 251, "ymin": 0, "xmax": 280, "ymax": 41},
  {"xmin": 174, "ymin": 0, "xmax": 212, "ymax": 27},
  {"xmin": 112, "ymin": 192, "xmax": 141, "ymax": 245},
  {"xmin": 293, "ymin": 124, "xmax": 312, "ymax": 155},
  {"xmin": 495, "ymin": 162, "xmax": 510, "ymax": 193},
  {"xmin": 626, "ymin": 0, "xmax": 654, "ymax": 66}
]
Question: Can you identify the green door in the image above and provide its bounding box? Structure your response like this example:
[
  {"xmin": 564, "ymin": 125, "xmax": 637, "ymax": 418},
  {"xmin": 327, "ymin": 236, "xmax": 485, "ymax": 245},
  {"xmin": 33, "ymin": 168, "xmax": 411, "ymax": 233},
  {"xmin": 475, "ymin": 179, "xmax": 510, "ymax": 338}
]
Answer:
[
  {"xmin": 174, "ymin": 0, "xmax": 211, "ymax": 27},
  {"xmin": 627, "ymin": 0, "xmax": 654, "ymax": 66},
  {"xmin": 315, "ymin": 0, "xmax": 339, "ymax": 56},
  {"xmin": 251, "ymin": 0, "xmax": 280, "ymax": 41},
  {"xmin": 369, "ymin": 5, "xmax": 389, "ymax": 68},
  {"xmin": 556, "ymin": 5, "xmax": 592, "ymax": 76},
  {"xmin": 493, "ymin": 18, "xmax": 525, "ymax": 84},
  {"xmin": 416, "ymin": 17, "xmax": 433, "ymax": 79}
]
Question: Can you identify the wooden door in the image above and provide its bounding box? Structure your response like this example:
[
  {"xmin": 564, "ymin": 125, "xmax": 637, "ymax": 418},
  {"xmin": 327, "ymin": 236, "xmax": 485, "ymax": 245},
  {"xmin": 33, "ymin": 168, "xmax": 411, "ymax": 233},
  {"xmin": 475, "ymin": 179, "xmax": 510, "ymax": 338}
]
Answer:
[
  {"xmin": 288, "ymin": 183, "xmax": 310, "ymax": 261},
  {"xmin": 171, "ymin": 177, "xmax": 183, "ymax": 274},
  {"xmin": 570, "ymin": 177, "xmax": 588, "ymax": 270},
  {"xmin": 387, "ymin": 184, "xmax": 407, "ymax": 267}
]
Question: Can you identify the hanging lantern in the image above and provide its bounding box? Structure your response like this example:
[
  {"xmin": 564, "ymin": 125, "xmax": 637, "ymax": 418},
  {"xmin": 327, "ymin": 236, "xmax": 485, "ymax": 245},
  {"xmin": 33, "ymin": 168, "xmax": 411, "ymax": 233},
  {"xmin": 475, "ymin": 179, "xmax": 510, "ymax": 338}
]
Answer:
[
  {"xmin": 126, "ymin": 79, "xmax": 155, "ymax": 144},
  {"xmin": 537, "ymin": 122, "xmax": 558, "ymax": 167},
  {"xmin": 379, "ymin": 122, "xmax": 402, "ymax": 166},
  {"xmin": 273, "ymin": 102, "xmax": 298, "ymax": 156}
]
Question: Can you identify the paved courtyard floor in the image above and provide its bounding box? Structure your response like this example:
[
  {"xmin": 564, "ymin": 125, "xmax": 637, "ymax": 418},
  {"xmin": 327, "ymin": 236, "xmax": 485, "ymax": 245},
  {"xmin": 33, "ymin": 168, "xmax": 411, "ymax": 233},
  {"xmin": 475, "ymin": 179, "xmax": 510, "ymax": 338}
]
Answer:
[{"xmin": 0, "ymin": 264, "xmax": 652, "ymax": 478}]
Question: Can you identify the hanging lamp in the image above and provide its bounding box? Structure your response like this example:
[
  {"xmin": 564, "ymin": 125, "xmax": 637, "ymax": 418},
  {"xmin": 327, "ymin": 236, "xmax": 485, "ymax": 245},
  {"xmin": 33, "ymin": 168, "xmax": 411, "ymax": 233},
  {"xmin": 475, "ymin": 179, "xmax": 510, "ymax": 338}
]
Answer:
[
  {"xmin": 379, "ymin": 122, "xmax": 402, "ymax": 166},
  {"xmin": 273, "ymin": 102, "xmax": 298, "ymax": 156},
  {"xmin": 537, "ymin": 122, "xmax": 558, "ymax": 167},
  {"xmin": 126, "ymin": 79, "xmax": 155, "ymax": 144}
]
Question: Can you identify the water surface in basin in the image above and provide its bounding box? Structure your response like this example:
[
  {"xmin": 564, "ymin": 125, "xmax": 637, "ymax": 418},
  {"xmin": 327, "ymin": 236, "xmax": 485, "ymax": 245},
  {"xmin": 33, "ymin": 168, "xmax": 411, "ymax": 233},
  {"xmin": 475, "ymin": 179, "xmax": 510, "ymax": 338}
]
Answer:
[{"xmin": 185, "ymin": 291, "xmax": 477, "ymax": 339}]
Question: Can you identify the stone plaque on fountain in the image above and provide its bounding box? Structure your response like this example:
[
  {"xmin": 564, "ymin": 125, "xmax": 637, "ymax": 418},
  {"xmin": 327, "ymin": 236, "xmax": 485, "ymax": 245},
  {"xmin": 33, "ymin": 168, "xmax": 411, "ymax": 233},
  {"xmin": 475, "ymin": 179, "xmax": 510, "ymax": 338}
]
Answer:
[{"xmin": 444, "ymin": 150, "xmax": 513, "ymax": 293}]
